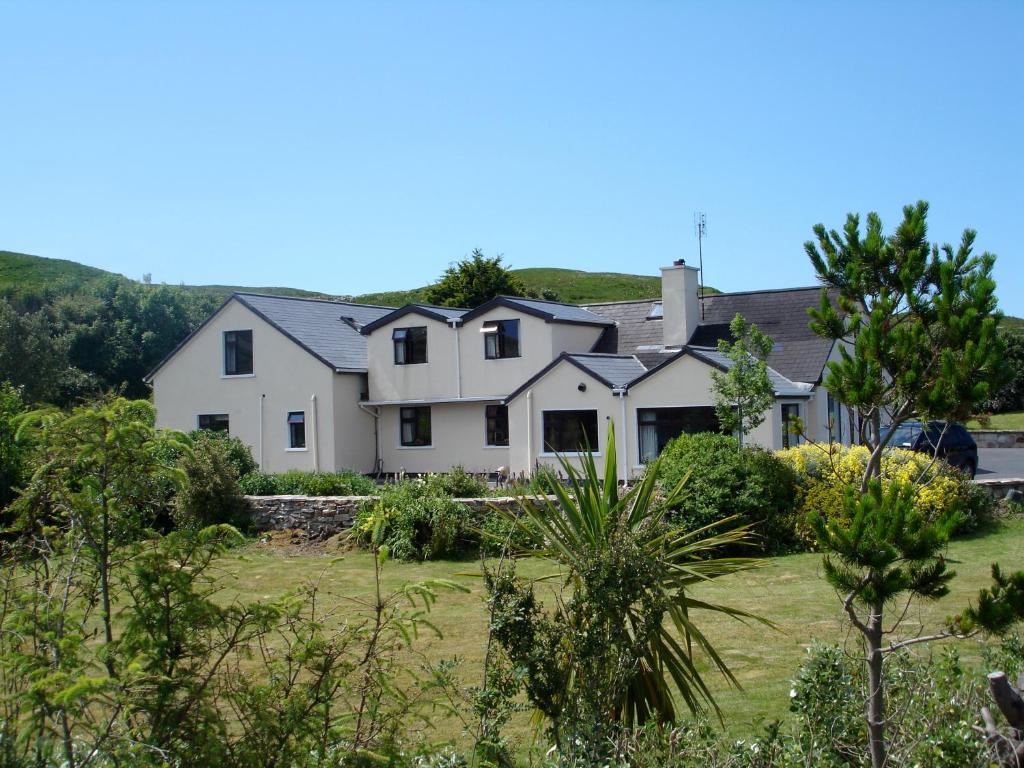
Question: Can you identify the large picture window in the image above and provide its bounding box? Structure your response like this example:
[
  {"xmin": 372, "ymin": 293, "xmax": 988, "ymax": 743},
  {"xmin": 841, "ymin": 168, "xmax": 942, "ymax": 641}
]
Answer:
[
  {"xmin": 224, "ymin": 330, "xmax": 254, "ymax": 375},
  {"xmin": 287, "ymin": 411, "xmax": 306, "ymax": 449},
  {"xmin": 542, "ymin": 410, "xmax": 598, "ymax": 453},
  {"xmin": 197, "ymin": 413, "xmax": 230, "ymax": 433},
  {"xmin": 486, "ymin": 404, "xmax": 509, "ymax": 446},
  {"xmin": 483, "ymin": 319, "xmax": 520, "ymax": 359},
  {"xmin": 400, "ymin": 406, "xmax": 432, "ymax": 447},
  {"xmin": 637, "ymin": 407, "xmax": 719, "ymax": 464},
  {"xmin": 393, "ymin": 326, "xmax": 428, "ymax": 365},
  {"xmin": 827, "ymin": 393, "xmax": 843, "ymax": 444}
]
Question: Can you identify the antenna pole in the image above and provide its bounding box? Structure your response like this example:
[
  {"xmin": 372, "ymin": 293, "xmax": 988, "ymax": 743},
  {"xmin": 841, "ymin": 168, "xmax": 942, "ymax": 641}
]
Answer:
[{"xmin": 694, "ymin": 212, "xmax": 707, "ymax": 320}]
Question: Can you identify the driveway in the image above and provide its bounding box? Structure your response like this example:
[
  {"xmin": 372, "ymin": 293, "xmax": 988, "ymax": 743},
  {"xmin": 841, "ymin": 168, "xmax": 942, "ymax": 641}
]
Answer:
[{"xmin": 977, "ymin": 449, "xmax": 1024, "ymax": 481}]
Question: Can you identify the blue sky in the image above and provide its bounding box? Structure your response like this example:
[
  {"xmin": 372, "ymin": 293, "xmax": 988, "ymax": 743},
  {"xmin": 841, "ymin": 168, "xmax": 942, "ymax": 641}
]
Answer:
[{"xmin": 2, "ymin": 2, "xmax": 1022, "ymax": 312}]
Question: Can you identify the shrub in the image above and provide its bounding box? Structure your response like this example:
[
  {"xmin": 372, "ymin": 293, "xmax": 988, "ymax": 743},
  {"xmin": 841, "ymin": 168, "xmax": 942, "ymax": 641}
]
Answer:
[
  {"xmin": 354, "ymin": 480, "xmax": 475, "ymax": 561},
  {"xmin": 174, "ymin": 431, "xmax": 249, "ymax": 531},
  {"xmin": 189, "ymin": 429, "xmax": 257, "ymax": 477},
  {"xmin": 422, "ymin": 465, "xmax": 489, "ymax": 498},
  {"xmin": 777, "ymin": 443, "xmax": 993, "ymax": 541},
  {"xmin": 238, "ymin": 471, "xmax": 279, "ymax": 495},
  {"xmin": 655, "ymin": 432, "xmax": 799, "ymax": 552},
  {"xmin": 0, "ymin": 382, "xmax": 27, "ymax": 511},
  {"xmin": 238, "ymin": 469, "xmax": 375, "ymax": 496}
]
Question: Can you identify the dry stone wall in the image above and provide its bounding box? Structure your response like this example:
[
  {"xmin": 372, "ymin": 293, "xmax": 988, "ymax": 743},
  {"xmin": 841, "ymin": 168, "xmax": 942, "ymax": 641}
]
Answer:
[
  {"xmin": 245, "ymin": 495, "xmax": 528, "ymax": 540},
  {"xmin": 970, "ymin": 430, "xmax": 1024, "ymax": 449}
]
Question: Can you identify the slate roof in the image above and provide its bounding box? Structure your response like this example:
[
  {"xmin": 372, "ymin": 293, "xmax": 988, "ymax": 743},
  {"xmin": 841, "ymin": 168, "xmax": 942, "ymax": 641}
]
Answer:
[
  {"xmin": 585, "ymin": 286, "xmax": 837, "ymax": 384},
  {"xmin": 235, "ymin": 294, "xmax": 395, "ymax": 371},
  {"xmin": 360, "ymin": 303, "xmax": 468, "ymax": 334},
  {"xmin": 461, "ymin": 296, "xmax": 614, "ymax": 326},
  {"xmin": 685, "ymin": 347, "xmax": 814, "ymax": 397},
  {"xmin": 143, "ymin": 293, "xmax": 396, "ymax": 381},
  {"xmin": 505, "ymin": 352, "xmax": 647, "ymax": 403}
]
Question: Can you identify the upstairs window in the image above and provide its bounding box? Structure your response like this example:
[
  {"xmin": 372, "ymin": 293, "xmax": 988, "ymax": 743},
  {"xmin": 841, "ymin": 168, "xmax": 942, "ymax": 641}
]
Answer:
[
  {"xmin": 224, "ymin": 330, "xmax": 254, "ymax": 375},
  {"xmin": 486, "ymin": 404, "xmax": 509, "ymax": 446},
  {"xmin": 287, "ymin": 411, "xmax": 306, "ymax": 449},
  {"xmin": 197, "ymin": 414, "xmax": 230, "ymax": 433},
  {"xmin": 393, "ymin": 326, "xmax": 428, "ymax": 364},
  {"xmin": 543, "ymin": 410, "xmax": 598, "ymax": 453},
  {"xmin": 483, "ymin": 319, "xmax": 520, "ymax": 359},
  {"xmin": 400, "ymin": 406, "xmax": 432, "ymax": 447}
]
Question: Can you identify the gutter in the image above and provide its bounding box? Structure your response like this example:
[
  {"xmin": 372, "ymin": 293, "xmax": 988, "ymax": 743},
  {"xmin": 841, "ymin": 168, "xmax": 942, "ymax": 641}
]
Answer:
[
  {"xmin": 613, "ymin": 387, "xmax": 628, "ymax": 483},
  {"xmin": 357, "ymin": 401, "xmax": 382, "ymax": 475},
  {"xmin": 448, "ymin": 317, "xmax": 463, "ymax": 398}
]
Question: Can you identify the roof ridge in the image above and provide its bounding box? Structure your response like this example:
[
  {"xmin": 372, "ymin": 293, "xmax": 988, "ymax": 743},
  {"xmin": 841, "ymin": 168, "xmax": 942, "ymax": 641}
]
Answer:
[
  {"xmin": 567, "ymin": 352, "xmax": 640, "ymax": 359},
  {"xmin": 706, "ymin": 285, "xmax": 824, "ymax": 298},
  {"xmin": 233, "ymin": 291, "xmax": 397, "ymax": 310},
  {"xmin": 583, "ymin": 297, "xmax": 660, "ymax": 307}
]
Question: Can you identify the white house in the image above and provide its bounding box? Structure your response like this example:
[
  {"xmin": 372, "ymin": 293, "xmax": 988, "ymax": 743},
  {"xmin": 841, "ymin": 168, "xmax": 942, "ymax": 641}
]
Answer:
[{"xmin": 145, "ymin": 261, "xmax": 852, "ymax": 478}]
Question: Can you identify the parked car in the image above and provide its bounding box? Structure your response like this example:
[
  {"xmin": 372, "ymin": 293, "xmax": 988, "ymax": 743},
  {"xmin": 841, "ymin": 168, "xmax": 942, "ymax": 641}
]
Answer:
[{"xmin": 887, "ymin": 421, "xmax": 978, "ymax": 478}]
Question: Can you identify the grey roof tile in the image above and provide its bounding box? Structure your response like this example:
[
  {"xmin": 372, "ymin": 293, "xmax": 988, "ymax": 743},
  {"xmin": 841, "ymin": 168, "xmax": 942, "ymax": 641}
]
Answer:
[
  {"xmin": 585, "ymin": 286, "xmax": 837, "ymax": 384},
  {"xmin": 236, "ymin": 293, "xmax": 395, "ymax": 371},
  {"xmin": 565, "ymin": 353, "xmax": 647, "ymax": 389}
]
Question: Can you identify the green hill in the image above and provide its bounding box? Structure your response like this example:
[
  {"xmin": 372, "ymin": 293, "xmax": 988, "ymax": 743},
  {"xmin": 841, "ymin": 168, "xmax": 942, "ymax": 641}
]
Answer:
[
  {"xmin": 348, "ymin": 267, "xmax": 719, "ymax": 306},
  {"xmin": 0, "ymin": 250, "xmax": 707, "ymax": 306}
]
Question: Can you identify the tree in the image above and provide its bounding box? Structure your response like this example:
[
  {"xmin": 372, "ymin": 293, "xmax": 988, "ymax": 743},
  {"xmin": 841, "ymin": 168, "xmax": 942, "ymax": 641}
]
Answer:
[
  {"xmin": 424, "ymin": 249, "xmax": 527, "ymax": 308},
  {"xmin": 486, "ymin": 422, "xmax": 768, "ymax": 757},
  {"xmin": 13, "ymin": 398, "xmax": 185, "ymax": 675},
  {"xmin": 984, "ymin": 328, "xmax": 1024, "ymax": 413},
  {"xmin": 806, "ymin": 201, "xmax": 1004, "ymax": 491},
  {"xmin": 0, "ymin": 382, "xmax": 26, "ymax": 510},
  {"xmin": 805, "ymin": 201, "xmax": 1008, "ymax": 768},
  {"xmin": 710, "ymin": 313, "xmax": 775, "ymax": 445}
]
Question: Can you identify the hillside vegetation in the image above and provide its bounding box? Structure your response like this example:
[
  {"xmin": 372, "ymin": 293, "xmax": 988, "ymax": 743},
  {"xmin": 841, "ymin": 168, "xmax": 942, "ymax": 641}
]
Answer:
[{"xmin": 1, "ymin": 250, "xmax": 696, "ymax": 306}]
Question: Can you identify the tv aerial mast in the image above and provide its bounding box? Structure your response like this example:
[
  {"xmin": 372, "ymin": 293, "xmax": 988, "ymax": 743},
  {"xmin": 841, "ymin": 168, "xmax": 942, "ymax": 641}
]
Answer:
[{"xmin": 694, "ymin": 212, "xmax": 707, "ymax": 320}]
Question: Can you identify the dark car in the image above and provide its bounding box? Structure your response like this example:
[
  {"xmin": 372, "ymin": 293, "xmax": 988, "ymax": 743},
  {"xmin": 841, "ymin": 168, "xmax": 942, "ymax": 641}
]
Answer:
[{"xmin": 887, "ymin": 421, "xmax": 978, "ymax": 478}]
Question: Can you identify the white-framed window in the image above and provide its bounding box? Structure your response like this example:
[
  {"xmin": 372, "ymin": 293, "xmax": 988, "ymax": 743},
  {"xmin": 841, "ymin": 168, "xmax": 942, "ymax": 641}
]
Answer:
[
  {"xmin": 542, "ymin": 410, "xmax": 598, "ymax": 453},
  {"xmin": 485, "ymin": 404, "xmax": 509, "ymax": 446},
  {"xmin": 781, "ymin": 403, "xmax": 801, "ymax": 449},
  {"xmin": 827, "ymin": 393, "xmax": 844, "ymax": 444},
  {"xmin": 223, "ymin": 330, "xmax": 254, "ymax": 375},
  {"xmin": 393, "ymin": 326, "xmax": 428, "ymax": 364},
  {"xmin": 400, "ymin": 406, "xmax": 431, "ymax": 447},
  {"xmin": 482, "ymin": 319, "xmax": 520, "ymax": 359},
  {"xmin": 197, "ymin": 413, "xmax": 230, "ymax": 433},
  {"xmin": 287, "ymin": 411, "xmax": 306, "ymax": 449}
]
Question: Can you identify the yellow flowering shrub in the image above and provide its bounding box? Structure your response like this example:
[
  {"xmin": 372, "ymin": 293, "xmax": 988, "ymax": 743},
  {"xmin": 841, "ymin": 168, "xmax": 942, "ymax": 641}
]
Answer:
[{"xmin": 776, "ymin": 443, "xmax": 987, "ymax": 545}]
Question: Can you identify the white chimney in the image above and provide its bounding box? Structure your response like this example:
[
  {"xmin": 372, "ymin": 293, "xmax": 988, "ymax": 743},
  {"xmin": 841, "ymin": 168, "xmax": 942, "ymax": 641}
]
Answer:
[{"xmin": 660, "ymin": 259, "xmax": 701, "ymax": 347}]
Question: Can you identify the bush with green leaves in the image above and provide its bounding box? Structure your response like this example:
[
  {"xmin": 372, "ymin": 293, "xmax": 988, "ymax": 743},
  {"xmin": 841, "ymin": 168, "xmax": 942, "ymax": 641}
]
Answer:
[
  {"xmin": 421, "ymin": 465, "xmax": 490, "ymax": 498},
  {"xmin": 174, "ymin": 430, "xmax": 250, "ymax": 531},
  {"xmin": 0, "ymin": 381, "xmax": 27, "ymax": 511},
  {"xmin": 354, "ymin": 480, "xmax": 476, "ymax": 561},
  {"xmin": 239, "ymin": 469, "xmax": 376, "ymax": 496},
  {"xmin": 656, "ymin": 432, "xmax": 799, "ymax": 552}
]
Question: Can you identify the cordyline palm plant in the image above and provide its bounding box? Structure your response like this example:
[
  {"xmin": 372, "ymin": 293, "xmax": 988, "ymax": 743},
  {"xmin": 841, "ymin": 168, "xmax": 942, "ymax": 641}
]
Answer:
[{"xmin": 486, "ymin": 422, "xmax": 769, "ymax": 737}]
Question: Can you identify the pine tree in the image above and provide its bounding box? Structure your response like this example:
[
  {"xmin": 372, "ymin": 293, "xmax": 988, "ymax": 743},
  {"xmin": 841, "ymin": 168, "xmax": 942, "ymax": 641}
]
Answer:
[{"xmin": 710, "ymin": 313, "xmax": 775, "ymax": 446}]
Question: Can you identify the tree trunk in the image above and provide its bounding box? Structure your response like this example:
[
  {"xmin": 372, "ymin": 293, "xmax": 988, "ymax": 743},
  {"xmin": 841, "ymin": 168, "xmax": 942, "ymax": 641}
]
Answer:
[{"xmin": 866, "ymin": 606, "xmax": 887, "ymax": 768}]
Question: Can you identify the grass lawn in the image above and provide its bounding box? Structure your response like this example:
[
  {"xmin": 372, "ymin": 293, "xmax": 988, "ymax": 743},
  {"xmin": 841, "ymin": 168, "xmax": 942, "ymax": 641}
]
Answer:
[
  {"xmin": 968, "ymin": 411, "xmax": 1024, "ymax": 430},
  {"xmin": 217, "ymin": 518, "xmax": 1024, "ymax": 745}
]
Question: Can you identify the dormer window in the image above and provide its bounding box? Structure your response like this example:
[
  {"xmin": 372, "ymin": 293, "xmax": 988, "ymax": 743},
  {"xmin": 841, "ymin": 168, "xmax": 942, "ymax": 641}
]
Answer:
[
  {"xmin": 393, "ymin": 327, "xmax": 427, "ymax": 364},
  {"xmin": 482, "ymin": 319, "xmax": 520, "ymax": 359},
  {"xmin": 224, "ymin": 330, "xmax": 253, "ymax": 376}
]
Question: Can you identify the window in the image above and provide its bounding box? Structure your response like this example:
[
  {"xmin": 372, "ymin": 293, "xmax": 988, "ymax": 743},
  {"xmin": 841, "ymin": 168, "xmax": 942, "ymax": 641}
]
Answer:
[
  {"xmin": 637, "ymin": 407, "xmax": 720, "ymax": 464},
  {"xmin": 482, "ymin": 319, "xmax": 520, "ymax": 359},
  {"xmin": 827, "ymin": 393, "xmax": 843, "ymax": 444},
  {"xmin": 287, "ymin": 411, "xmax": 306, "ymax": 449},
  {"xmin": 224, "ymin": 330, "xmax": 254, "ymax": 375},
  {"xmin": 486, "ymin": 404, "xmax": 509, "ymax": 446},
  {"xmin": 393, "ymin": 326, "xmax": 428, "ymax": 364},
  {"xmin": 781, "ymin": 403, "xmax": 801, "ymax": 449},
  {"xmin": 543, "ymin": 410, "xmax": 598, "ymax": 453},
  {"xmin": 197, "ymin": 414, "xmax": 230, "ymax": 433},
  {"xmin": 400, "ymin": 406, "xmax": 431, "ymax": 447}
]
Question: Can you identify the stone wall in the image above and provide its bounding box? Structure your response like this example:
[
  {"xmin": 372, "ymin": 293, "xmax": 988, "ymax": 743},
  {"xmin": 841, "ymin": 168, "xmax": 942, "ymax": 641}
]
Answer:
[
  {"xmin": 245, "ymin": 495, "xmax": 532, "ymax": 540},
  {"xmin": 970, "ymin": 430, "xmax": 1024, "ymax": 449}
]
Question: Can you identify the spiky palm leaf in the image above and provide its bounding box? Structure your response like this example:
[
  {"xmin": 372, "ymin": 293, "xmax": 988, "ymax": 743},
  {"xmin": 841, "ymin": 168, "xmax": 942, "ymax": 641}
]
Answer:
[{"xmin": 491, "ymin": 422, "xmax": 770, "ymax": 724}]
